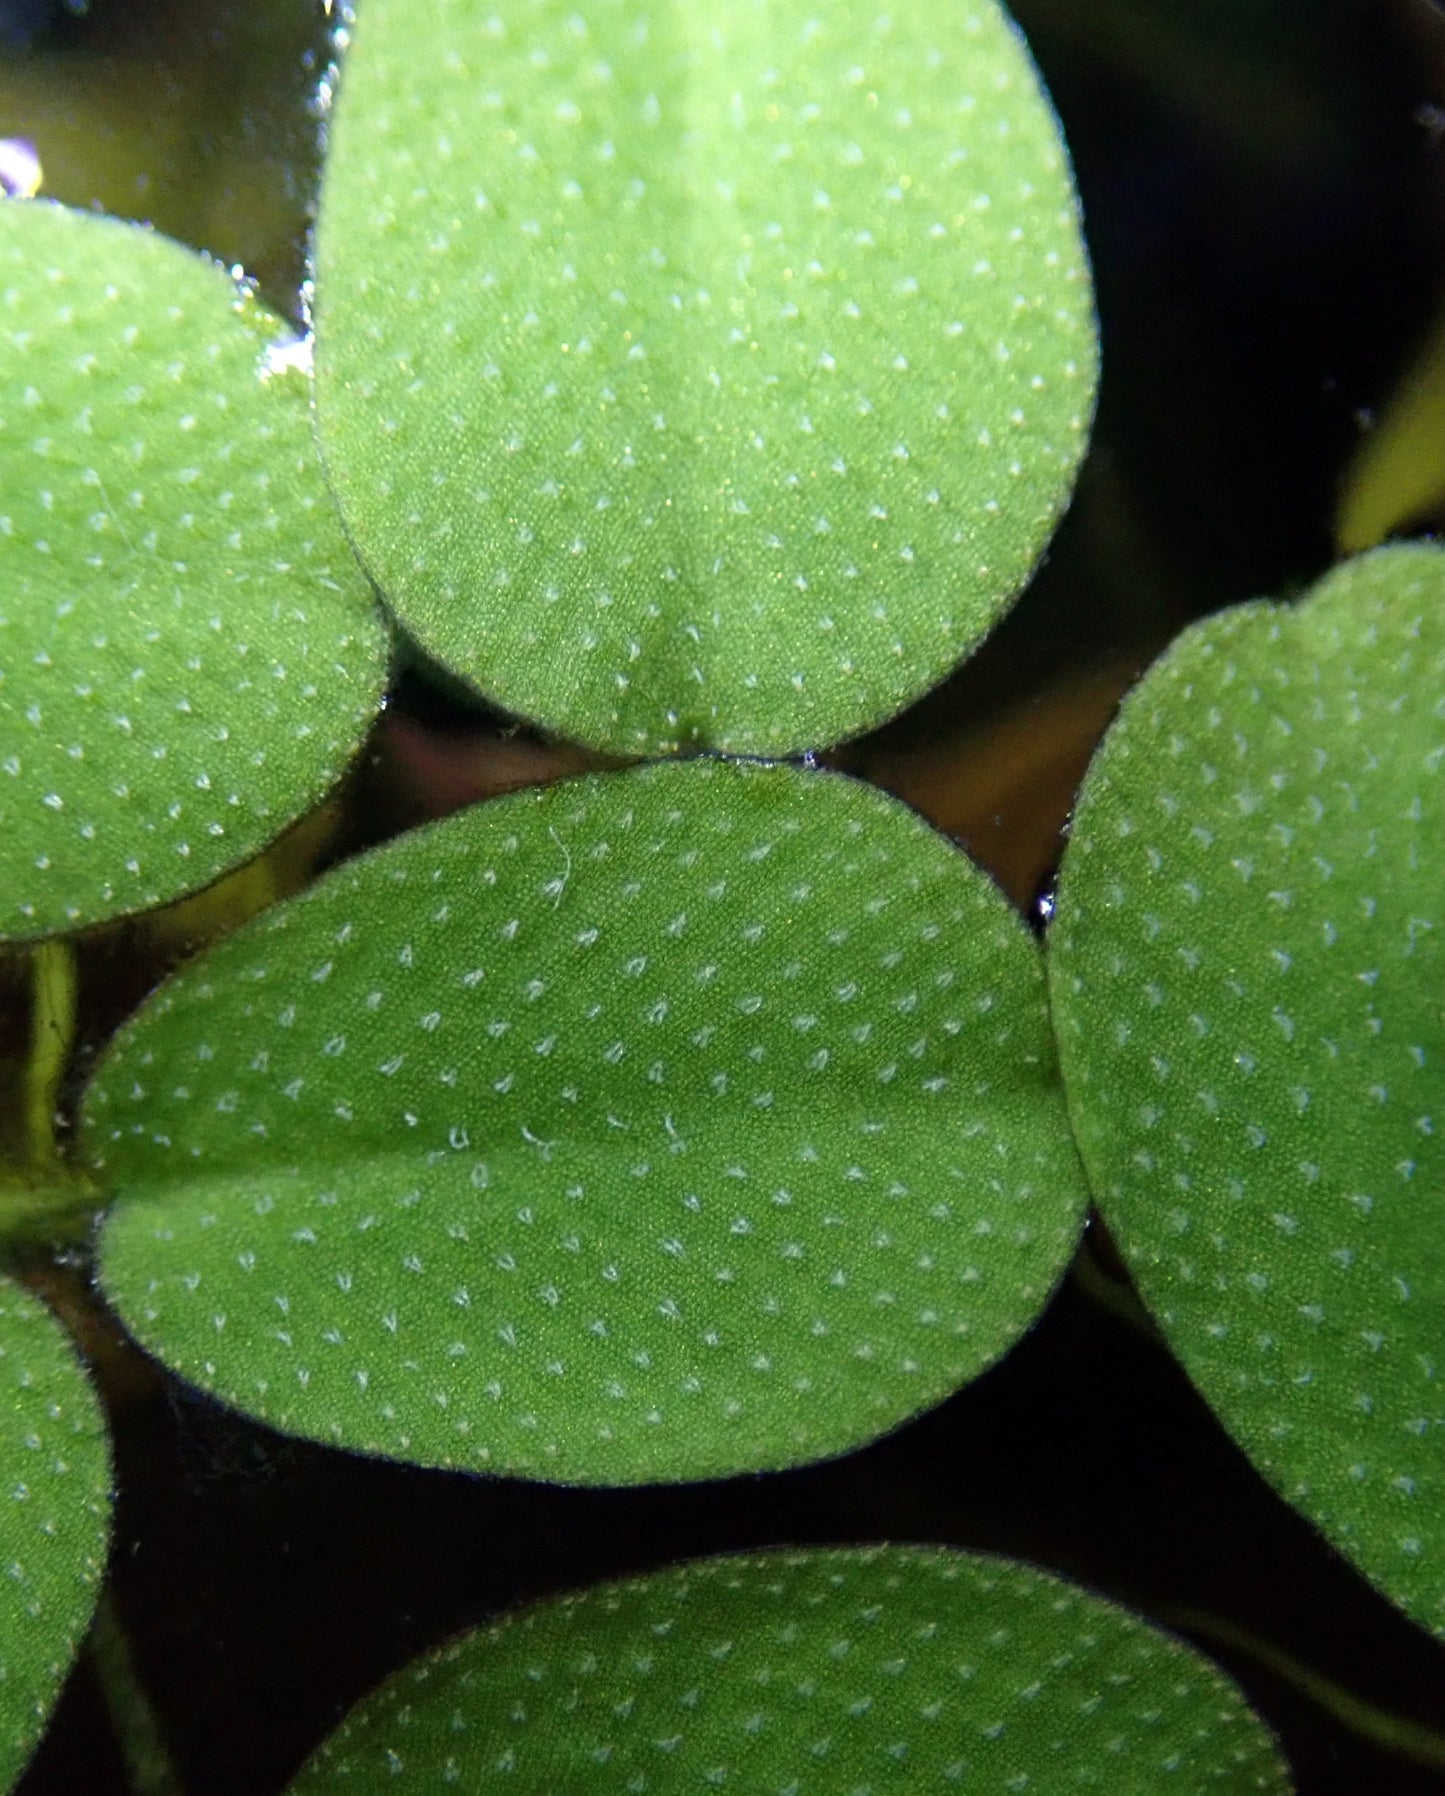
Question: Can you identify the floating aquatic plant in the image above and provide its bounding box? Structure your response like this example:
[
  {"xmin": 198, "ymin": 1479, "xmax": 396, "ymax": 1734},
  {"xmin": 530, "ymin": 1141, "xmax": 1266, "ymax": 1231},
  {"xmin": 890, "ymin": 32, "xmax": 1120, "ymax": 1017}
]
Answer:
[
  {"xmin": 313, "ymin": 0, "xmax": 1095, "ymax": 755},
  {"xmin": 1049, "ymin": 543, "xmax": 1445, "ymax": 1638},
  {"xmin": 2, "ymin": 0, "xmax": 1438, "ymax": 1790},
  {"xmin": 0, "ymin": 200, "xmax": 388, "ymax": 942},
  {"xmin": 287, "ymin": 1545, "xmax": 1292, "ymax": 1794},
  {"xmin": 89, "ymin": 759, "xmax": 1087, "ymax": 1484}
]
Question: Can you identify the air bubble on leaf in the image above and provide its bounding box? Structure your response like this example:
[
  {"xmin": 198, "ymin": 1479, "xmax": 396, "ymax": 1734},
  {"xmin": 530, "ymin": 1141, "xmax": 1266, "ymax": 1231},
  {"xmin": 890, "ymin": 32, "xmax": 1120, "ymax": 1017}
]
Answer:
[
  {"xmin": 0, "ymin": 139, "xmax": 41, "ymax": 200},
  {"xmin": 259, "ymin": 334, "xmax": 314, "ymax": 381}
]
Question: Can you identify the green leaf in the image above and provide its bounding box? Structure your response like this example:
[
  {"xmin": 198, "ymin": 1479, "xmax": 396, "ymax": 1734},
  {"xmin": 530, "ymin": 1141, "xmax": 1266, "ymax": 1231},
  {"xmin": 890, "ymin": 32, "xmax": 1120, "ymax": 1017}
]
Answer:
[
  {"xmin": 0, "ymin": 200, "xmax": 389, "ymax": 942},
  {"xmin": 285, "ymin": 1545, "xmax": 1292, "ymax": 1793},
  {"xmin": 86, "ymin": 759, "xmax": 1086, "ymax": 1485},
  {"xmin": 313, "ymin": 0, "xmax": 1095, "ymax": 756},
  {"xmin": 1048, "ymin": 544, "xmax": 1445, "ymax": 1637},
  {"xmin": 0, "ymin": 1275, "xmax": 110, "ymax": 1794}
]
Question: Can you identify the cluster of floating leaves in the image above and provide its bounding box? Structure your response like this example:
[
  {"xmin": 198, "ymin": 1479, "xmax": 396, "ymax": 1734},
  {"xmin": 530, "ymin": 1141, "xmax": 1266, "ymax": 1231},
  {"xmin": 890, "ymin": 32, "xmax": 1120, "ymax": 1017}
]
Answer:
[
  {"xmin": 1, "ymin": 0, "xmax": 1440, "ymax": 1786},
  {"xmin": 0, "ymin": 0, "xmax": 1100, "ymax": 1773}
]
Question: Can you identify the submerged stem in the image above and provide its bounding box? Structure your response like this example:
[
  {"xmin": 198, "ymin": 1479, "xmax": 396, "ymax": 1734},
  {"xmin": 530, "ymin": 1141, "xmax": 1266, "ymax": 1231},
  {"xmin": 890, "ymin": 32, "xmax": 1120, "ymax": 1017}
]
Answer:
[
  {"xmin": 88, "ymin": 1590, "xmax": 187, "ymax": 1796},
  {"xmin": 0, "ymin": 939, "xmax": 98, "ymax": 1247},
  {"xmin": 24, "ymin": 938, "xmax": 76, "ymax": 1171},
  {"xmin": 1068, "ymin": 1232, "xmax": 1161, "ymax": 1342},
  {"xmin": 1161, "ymin": 1602, "xmax": 1445, "ymax": 1771}
]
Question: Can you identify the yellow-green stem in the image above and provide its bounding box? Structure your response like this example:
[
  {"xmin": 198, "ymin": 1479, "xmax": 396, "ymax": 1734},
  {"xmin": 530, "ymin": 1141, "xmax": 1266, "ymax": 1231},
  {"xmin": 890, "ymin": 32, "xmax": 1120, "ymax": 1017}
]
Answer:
[
  {"xmin": 88, "ymin": 1589, "xmax": 186, "ymax": 1796},
  {"xmin": 0, "ymin": 941, "xmax": 100, "ymax": 1250},
  {"xmin": 1160, "ymin": 1602, "xmax": 1445, "ymax": 1771},
  {"xmin": 25, "ymin": 938, "xmax": 76, "ymax": 1171},
  {"xmin": 1069, "ymin": 1233, "xmax": 1162, "ymax": 1342}
]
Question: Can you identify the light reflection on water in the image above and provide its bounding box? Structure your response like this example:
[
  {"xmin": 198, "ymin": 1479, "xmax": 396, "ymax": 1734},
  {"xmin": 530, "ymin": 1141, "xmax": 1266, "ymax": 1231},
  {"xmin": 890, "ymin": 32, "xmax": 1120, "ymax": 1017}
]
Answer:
[
  {"xmin": 258, "ymin": 333, "xmax": 314, "ymax": 383},
  {"xmin": 0, "ymin": 135, "xmax": 41, "ymax": 198}
]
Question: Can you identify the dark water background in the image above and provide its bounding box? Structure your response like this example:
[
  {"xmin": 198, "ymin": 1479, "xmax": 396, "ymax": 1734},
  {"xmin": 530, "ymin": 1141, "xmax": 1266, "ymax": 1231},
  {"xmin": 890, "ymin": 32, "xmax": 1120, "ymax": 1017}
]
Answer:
[{"xmin": 2, "ymin": 0, "xmax": 1445, "ymax": 1790}]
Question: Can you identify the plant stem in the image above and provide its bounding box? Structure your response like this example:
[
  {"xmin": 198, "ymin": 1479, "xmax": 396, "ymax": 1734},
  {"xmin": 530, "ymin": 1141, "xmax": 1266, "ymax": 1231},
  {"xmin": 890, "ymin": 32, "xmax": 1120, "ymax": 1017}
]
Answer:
[
  {"xmin": 0, "ymin": 1179, "xmax": 101, "ymax": 1248},
  {"xmin": 1068, "ymin": 1233, "xmax": 1162, "ymax": 1342},
  {"xmin": 24, "ymin": 938, "xmax": 76, "ymax": 1171},
  {"xmin": 1160, "ymin": 1602, "xmax": 1445, "ymax": 1771},
  {"xmin": 87, "ymin": 1589, "xmax": 187, "ymax": 1796},
  {"xmin": 0, "ymin": 940, "xmax": 99, "ymax": 1247}
]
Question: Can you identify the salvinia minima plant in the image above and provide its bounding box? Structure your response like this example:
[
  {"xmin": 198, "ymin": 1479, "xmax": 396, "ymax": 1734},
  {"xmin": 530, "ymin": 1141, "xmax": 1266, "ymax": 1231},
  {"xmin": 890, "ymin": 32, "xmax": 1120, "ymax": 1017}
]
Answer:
[
  {"xmin": 285, "ymin": 1546, "xmax": 1292, "ymax": 1795},
  {"xmin": 1050, "ymin": 542, "xmax": 1444, "ymax": 1642},
  {"xmin": 0, "ymin": 0, "xmax": 1439, "ymax": 1789}
]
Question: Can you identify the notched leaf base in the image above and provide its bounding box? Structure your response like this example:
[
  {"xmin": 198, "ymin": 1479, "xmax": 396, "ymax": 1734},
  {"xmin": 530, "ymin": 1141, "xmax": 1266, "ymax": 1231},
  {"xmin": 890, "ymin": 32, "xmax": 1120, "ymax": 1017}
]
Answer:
[{"xmin": 314, "ymin": 0, "xmax": 1096, "ymax": 755}]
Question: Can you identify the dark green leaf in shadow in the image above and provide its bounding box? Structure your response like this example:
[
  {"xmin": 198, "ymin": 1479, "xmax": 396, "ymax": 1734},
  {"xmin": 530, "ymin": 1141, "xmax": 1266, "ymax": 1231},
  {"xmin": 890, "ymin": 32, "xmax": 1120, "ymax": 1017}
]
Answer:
[
  {"xmin": 0, "ymin": 200, "xmax": 390, "ymax": 942},
  {"xmin": 285, "ymin": 1545, "xmax": 1292, "ymax": 1793},
  {"xmin": 313, "ymin": 0, "xmax": 1096, "ymax": 756},
  {"xmin": 0, "ymin": 1274, "xmax": 110, "ymax": 1794},
  {"xmin": 1049, "ymin": 544, "xmax": 1445, "ymax": 1637},
  {"xmin": 87, "ymin": 760, "xmax": 1086, "ymax": 1485}
]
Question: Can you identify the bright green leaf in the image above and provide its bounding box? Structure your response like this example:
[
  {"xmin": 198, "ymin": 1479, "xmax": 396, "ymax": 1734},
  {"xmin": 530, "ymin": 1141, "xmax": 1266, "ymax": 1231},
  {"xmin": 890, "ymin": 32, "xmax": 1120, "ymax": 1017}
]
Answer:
[
  {"xmin": 0, "ymin": 1275, "xmax": 110, "ymax": 1794},
  {"xmin": 1049, "ymin": 544, "xmax": 1445, "ymax": 1637},
  {"xmin": 87, "ymin": 759, "xmax": 1086, "ymax": 1485},
  {"xmin": 313, "ymin": 0, "xmax": 1095, "ymax": 756},
  {"xmin": 0, "ymin": 200, "xmax": 389, "ymax": 942},
  {"xmin": 286, "ymin": 1545, "xmax": 1291, "ymax": 1793}
]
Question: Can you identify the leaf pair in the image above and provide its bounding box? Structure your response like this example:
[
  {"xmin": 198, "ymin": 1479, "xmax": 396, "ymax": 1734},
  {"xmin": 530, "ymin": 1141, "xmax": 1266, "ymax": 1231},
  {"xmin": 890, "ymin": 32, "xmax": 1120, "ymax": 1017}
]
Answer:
[
  {"xmin": 161, "ymin": 533, "xmax": 1429, "ymax": 1796},
  {"xmin": 1, "ymin": 0, "xmax": 1097, "ymax": 918}
]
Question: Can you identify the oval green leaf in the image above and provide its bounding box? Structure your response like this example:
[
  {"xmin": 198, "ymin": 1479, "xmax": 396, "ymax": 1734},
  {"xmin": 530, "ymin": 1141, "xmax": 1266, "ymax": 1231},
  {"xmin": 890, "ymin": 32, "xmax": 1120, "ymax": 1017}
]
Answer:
[
  {"xmin": 1049, "ymin": 544, "xmax": 1445, "ymax": 1636},
  {"xmin": 286, "ymin": 1545, "xmax": 1291, "ymax": 1793},
  {"xmin": 313, "ymin": 0, "xmax": 1095, "ymax": 756},
  {"xmin": 0, "ymin": 1275, "xmax": 110, "ymax": 1794},
  {"xmin": 87, "ymin": 759, "xmax": 1086, "ymax": 1484},
  {"xmin": 0, "ymin": 200, "xmax": 389, "ymax": 941}
]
